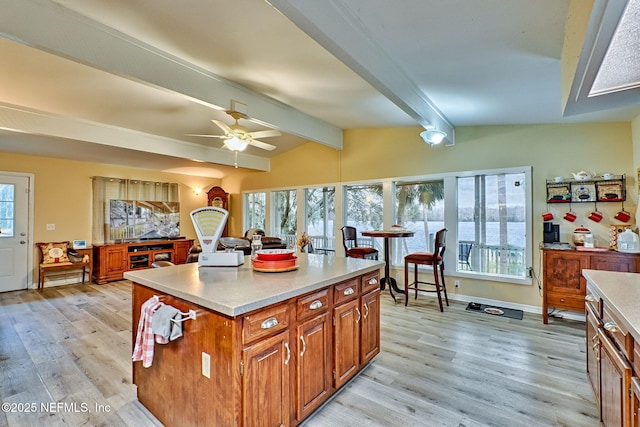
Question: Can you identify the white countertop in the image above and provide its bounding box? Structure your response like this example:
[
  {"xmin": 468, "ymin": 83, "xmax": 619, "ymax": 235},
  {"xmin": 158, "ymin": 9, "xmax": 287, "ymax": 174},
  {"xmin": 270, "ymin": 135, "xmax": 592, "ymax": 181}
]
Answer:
[
  {"xmin": 583, "ymin": 269, "xmax": 640, "ymax": 342},
  {"xmin": 124, "ymin": 254, "xmax": 384, "ymax": 317}
]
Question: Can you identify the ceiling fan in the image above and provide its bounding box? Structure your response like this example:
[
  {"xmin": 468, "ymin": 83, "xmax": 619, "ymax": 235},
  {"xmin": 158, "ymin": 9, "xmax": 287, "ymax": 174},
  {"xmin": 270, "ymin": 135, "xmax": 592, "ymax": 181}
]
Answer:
[{"xmin": 188, "ymin": 110, "xmax": 281, "ymax": 166}]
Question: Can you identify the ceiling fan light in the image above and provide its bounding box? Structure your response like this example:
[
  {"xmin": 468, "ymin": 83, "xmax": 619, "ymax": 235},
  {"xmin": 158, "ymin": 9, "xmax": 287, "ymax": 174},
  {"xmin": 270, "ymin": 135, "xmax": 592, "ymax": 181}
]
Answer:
[
  {"xmin": 225, "ymin": 136, "xmax": 248, "ymax": 151},
  {"xmin": 420, "ymin": 129, "xmax": 447, "ymax": 145}
]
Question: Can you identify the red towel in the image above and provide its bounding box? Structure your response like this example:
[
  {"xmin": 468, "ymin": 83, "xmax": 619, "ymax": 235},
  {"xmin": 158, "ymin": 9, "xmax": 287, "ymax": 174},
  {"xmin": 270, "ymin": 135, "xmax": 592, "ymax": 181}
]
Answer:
[{"xmin": 132, "ymin": 296, "xmax": 163, "ymax": 368}]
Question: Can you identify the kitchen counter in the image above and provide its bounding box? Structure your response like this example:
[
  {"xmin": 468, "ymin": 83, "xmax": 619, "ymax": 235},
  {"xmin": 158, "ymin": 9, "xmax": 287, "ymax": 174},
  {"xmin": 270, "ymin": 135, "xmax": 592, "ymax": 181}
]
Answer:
[
  {"xmin": 124, "ymin": 253, "xmax": 383, "ymax": 316},
  {"xmin": 582, "ymin": 269, "xmax": 640, "ymax": 341}
]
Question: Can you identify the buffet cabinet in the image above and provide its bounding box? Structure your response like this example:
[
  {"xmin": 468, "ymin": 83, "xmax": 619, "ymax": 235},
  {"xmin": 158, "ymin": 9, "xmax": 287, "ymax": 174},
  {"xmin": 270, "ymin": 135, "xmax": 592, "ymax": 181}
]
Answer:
[
  {"xmin": 93, "ymin": 239, "xmax": 193, "ymax": 284},
  {"xmin": 585, "ymin": 282, "xmax": 639, "ymax": 426},
  {"xmin": 132, "ymin": 270, "xmax": 380, "ymax": 427},
  {"xmin": 541, "ymin": 249, "xmax": 640, "ymax": 324}
]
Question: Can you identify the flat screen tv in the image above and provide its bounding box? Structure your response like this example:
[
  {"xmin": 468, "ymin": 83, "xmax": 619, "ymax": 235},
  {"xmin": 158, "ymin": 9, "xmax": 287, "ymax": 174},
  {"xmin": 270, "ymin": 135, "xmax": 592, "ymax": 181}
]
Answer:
[{"xmin": 109, "ymin": 200, "xmax": 180, "ymax": 241}]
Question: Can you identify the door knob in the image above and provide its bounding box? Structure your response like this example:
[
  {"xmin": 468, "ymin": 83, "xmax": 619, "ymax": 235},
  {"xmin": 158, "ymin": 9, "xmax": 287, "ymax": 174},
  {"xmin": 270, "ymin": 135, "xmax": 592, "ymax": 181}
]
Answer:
[{"xmin": 20, "ymin": 240, "xmax": 26, "ymax": 244}]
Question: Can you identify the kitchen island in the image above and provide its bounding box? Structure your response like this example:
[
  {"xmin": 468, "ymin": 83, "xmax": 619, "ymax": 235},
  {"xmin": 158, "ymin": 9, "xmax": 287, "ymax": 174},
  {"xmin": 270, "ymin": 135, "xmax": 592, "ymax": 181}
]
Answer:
[
  {"xmin": 125, "ymin": 254, "xmax": 384, "ymax": 427},
  {"xmin": 582, "ymin": 270, "xmax": 640, "ymax": 426}
]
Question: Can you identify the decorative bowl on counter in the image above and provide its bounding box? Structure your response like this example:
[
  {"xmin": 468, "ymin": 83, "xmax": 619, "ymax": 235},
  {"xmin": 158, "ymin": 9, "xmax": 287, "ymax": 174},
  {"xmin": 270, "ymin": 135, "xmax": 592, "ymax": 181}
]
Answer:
[
  {"xmin": 255, "ymin": 249, "xmax": 296, "ymax": 261},
  {"xmin": 252, "ymin": 256, "xmax": 298, "ymax": 272}
]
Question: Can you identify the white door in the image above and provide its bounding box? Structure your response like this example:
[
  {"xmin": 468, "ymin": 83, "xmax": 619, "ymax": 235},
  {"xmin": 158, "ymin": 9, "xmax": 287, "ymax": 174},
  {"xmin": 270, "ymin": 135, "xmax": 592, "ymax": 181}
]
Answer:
[{"xmin": 0, "ymin": 174, "xmax": 30, "ymax": 291}]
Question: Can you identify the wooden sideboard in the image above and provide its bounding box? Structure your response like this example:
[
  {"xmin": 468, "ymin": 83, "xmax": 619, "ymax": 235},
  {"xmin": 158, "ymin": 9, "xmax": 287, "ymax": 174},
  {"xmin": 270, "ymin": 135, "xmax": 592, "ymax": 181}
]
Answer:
[
  {"xmin": 92, "ymin": 239, "xmax": 193, "ymax": 284},
  {"xmin": 542, "ymin": 248, "xmax": 640, "ymax": 323}
]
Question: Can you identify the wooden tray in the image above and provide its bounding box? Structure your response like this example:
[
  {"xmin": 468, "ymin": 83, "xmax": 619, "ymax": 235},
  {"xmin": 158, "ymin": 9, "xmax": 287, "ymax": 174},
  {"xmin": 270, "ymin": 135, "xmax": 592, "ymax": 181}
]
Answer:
[{"xmin": 252, "ymin": 264, "xmax": 299, "ymax": 273}]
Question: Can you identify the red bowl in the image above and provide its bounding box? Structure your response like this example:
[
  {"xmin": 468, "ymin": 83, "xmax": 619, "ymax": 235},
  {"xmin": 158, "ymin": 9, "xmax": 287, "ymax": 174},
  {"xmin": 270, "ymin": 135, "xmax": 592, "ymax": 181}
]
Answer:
[
  {"xmin": 252, "ymin": 258, "xmax": 298, "ymax": 269},
  {"xmin": 255, "ymin": 249, "xmax": 295, "ymax": 261}
]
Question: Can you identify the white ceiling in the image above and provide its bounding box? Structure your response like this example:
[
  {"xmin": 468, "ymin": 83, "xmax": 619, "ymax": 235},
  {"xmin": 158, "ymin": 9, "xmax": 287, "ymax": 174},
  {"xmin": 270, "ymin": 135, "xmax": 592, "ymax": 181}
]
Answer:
[{"xmin": 1, "ymin": 0, "xmax": 639, "ymax": 176}]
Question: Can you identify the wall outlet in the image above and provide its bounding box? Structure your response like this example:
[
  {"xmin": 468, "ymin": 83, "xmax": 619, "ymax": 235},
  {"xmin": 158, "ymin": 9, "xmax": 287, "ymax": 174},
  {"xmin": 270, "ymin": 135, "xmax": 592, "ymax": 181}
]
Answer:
[
  {"xmin": 46, "ymin": 224, "xmax": 55, "ymax": 231},
  {"xmin": 202, "ymin": 352, "xmax": 211, "ymax": 378},
  {"xmin": 454, "ymin": 280, "xmax": 460, "ymax": 288}
]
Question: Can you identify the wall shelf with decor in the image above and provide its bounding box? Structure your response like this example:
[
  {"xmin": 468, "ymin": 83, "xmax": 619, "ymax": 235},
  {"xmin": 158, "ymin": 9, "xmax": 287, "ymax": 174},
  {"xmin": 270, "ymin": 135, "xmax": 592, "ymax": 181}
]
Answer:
[{"xmin": 546, "ymin": 174, "xmax": 625, "ymax": 204}]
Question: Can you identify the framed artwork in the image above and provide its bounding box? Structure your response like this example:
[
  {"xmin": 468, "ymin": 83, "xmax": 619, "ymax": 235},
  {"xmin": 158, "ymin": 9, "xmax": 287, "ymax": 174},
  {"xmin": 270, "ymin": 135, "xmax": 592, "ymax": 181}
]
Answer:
[
  {"xmin": 72, "ymin": 239, "xmax": 87, "ymax": 249},
  {"xmin": 597, "ymin": 181, "xmax": 623, "ymax": 201}
]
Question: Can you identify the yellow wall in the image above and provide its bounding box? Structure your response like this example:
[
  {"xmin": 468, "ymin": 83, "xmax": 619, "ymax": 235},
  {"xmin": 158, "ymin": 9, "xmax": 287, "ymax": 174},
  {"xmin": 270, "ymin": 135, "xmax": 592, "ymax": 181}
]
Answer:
[
  {"xmin": 223, "ymin": 122, "xmax": 634, "ymax": 308},
  {"xmin": 0, "ymin": 151, "xmax": 220, "ymax": 282}
]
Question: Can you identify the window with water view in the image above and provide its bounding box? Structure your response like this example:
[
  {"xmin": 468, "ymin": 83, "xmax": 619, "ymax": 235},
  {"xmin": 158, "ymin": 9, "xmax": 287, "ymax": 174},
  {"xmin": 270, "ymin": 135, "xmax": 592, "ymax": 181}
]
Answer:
[{"xmin": 457, "ymin": 172, "xmax": 528, "ymax": 277}]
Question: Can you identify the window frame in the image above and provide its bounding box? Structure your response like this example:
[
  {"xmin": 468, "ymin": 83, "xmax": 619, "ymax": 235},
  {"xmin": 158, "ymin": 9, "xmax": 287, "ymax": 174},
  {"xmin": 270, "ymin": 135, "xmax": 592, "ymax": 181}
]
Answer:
[{"xmin": 241, "ymin": 165, "xmax": 532, "ymax": 285}]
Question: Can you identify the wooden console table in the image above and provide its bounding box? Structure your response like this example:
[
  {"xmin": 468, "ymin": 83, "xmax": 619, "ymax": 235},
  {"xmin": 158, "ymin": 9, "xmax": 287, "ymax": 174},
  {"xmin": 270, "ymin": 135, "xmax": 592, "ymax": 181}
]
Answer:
[
  {"xmin": 542, "ymin": 248, "xmax": 640, "ymax": 323},
  {"xmin": 93, "ymin": 239, "xmax": 193, "ymax": 284}
]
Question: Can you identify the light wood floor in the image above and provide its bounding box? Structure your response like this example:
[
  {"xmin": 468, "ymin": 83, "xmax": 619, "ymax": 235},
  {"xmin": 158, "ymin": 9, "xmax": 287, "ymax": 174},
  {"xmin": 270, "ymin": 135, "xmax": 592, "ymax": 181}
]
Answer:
[{"xmin": 0, "ymin": 281, "xmax": 598, "ymax": 427}]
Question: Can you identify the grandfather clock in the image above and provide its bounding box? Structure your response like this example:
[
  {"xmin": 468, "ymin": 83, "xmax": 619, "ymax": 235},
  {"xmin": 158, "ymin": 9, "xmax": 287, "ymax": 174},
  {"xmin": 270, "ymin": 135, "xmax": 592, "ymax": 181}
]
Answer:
[{"xmin": 207, "ymin": 186, "xmax": 229, "ymax": 237}]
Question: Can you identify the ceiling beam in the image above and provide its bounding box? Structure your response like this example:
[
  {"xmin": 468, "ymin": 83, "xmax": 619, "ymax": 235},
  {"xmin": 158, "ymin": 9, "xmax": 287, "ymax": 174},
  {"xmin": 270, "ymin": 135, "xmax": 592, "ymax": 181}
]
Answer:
[
  {"xmin": 267, "ymin": 0, "xmax": 455, "ymax": 145},
  {"xmin": 0, "ymin": 103, "xmax": 271, "ymax": 171},
  {"xmin": 0, "ymin": 0, "xmax": 342, "ymax": 149}
]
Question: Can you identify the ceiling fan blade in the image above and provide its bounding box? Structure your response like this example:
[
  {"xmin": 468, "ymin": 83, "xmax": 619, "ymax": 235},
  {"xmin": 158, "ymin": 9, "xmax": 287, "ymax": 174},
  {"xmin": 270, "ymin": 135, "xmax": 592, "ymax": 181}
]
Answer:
[
  {"xmin": 186, "ymin": 134, "xmax": 225, "ymax": 138},
  {"xmin": 248, "ymin": 139, "xmax": 276, "ymax": 151},
  {"xmin": 247, "ymin": 129, "xmax": 281, "ymax": 139},
  {"xmin": 212, "ymin": 119, "xmax": 233, "ymax": 134}
]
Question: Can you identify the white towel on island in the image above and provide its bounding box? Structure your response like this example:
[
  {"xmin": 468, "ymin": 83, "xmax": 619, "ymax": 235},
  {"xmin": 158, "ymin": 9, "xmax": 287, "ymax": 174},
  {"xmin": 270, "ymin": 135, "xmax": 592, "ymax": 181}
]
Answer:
[{"xmin": 151, "ymin": 304, "xmax": 183, "ymax": 342}]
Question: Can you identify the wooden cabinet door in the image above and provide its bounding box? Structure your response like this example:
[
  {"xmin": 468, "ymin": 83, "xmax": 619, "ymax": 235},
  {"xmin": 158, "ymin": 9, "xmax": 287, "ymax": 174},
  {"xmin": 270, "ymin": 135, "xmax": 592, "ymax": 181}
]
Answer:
[
  {"xmin": 173, "ymin": 240, "xmax": 191, "ymax": 264},
  {"xmin": 586, "ymin": 303, "xmax": 601, "ymax": 405},
  {"xmin": 599, "ymin": 329, "xmax": 632, "ymax": 427},
  {"xmin": 544, "ymin": 251, "xmax": 589, "ymax": 295},
  {"xmin": 360, "ymin": 289, "xmax": 380, "ymax": 366},
  {"xmin": 105, "ymin": 245, "xmax": 126, "ymax": 275},
  {"xmin": 333, "ymin": 299, "xmax": 360, "ymax": 389},
  {"xmin": 591, "ymin": 254, "xmax": 638, "ymax": 273},
  {"xmin": 296, "ymin": 312, "xmax": 331, "ymax": 421},
  {"xmin": 242, "ymin": 331, "xmax": 291, "ymax": 427},
  {"xmin": 632, "ymin": 378, "xmax": 640, "ymax": 427}
]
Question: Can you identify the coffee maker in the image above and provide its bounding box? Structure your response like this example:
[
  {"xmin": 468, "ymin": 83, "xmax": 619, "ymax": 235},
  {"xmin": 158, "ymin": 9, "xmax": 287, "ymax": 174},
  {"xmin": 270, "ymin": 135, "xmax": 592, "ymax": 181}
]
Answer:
[{"xmin": 543, "ymin": 222, "xmax": 560, "ymax": 243}]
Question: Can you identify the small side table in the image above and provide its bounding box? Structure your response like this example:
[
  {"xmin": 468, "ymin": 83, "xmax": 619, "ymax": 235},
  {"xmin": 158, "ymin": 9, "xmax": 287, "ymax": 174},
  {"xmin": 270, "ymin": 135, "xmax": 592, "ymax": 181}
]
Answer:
[{"xmin": 362, "ymin": 230, "xmax": 414, "ymax": 302}]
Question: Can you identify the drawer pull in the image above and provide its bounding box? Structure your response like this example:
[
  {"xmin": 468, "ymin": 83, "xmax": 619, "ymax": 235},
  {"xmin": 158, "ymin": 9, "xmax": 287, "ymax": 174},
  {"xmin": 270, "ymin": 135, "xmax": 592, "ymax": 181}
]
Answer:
[
  {"xmin": 300, "ymin": 335, "xmax": 306, "ymax": 357},
  {"xmin": 343, "ymin": 287, "xmax": 355, "ymax": 296},
  {"xmin": 585, "ymin": 294, "xmax": 597, "ymax": 303},
  {"xmin": 260, "ymin": 317, "xmax": 279, "ymax": 329},
  {"xmin": 368, "ymin": 277, "xmax": 378, "ymax": 285},
  {"xmin": 309, "ymin": 300, "xmax": 323, "ymax": 310},
  {"xmin": 284, "ymin": 342, "xmax": 290, "ymax": 365},
  {"xmin": 603, "ymin": 322, "xmax": 619, "ymax": 333}
]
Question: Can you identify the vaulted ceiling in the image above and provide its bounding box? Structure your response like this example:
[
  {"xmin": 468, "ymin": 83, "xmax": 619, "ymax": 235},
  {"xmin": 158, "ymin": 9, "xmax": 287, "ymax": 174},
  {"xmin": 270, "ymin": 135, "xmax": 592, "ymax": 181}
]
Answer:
[{"xmin": 1, "ymin": 0, "xmax": 639, "ymax": 177}]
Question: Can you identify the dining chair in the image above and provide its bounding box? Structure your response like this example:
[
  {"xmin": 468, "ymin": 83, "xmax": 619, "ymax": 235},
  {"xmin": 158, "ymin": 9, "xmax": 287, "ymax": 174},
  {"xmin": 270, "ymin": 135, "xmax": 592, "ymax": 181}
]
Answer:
[
  {"xmin": 340, "ymin": 226, "xmax": 379, "ymax": 260},
  {"xmin": 458, "ymin": 242, "xmax": 473, "ymax": 270},
  {"xmin": 404, "ymin": 228, "xmax": 448, "ymax": 311}
]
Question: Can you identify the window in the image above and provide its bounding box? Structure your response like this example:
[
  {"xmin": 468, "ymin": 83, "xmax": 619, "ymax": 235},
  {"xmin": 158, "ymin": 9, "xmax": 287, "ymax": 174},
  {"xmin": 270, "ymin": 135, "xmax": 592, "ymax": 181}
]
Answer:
[
  {"xmin": 305, "ymin": 187, "xmax": 335, "ymax": 254},
  {"xmin": 245, "ymin": 192, "xmax": 266, "ymax": 231},
  {"xmin": 0, "ymin": 183, "xmax": 15, "ymax": 237},
  {"xmin": 394, "ymin": 180, "xmax": 444, "ymax": 264},
  {"xmin": 344, "ymin": 184, "xmax": 383, "ymax": 252},
  {"xmin": 272, "ymin": 189, "xmax": 297, "ymax": 246},
  {"xmin": 457, "ymin": 172, "xmax": 528, "ymax": 278}
]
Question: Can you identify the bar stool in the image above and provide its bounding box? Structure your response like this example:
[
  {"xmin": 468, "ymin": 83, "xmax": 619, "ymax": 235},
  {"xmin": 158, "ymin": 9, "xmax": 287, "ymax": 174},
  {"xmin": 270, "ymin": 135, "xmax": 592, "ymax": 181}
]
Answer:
[{"xmin": 404, "ymin": 228, "xmax": 448, "ymax": 311}]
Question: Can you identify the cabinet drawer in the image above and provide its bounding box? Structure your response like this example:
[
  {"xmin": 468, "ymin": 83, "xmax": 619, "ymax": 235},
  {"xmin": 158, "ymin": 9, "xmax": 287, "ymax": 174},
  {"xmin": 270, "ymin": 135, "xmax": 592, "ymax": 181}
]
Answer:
[
  {"xmin": 243, "ymin": 303, "xmax": 289, "ymax": 344},
  {"xmin": 334, "ymin": 278, "xmax": 359, "ymax": 305},
  {"xmin": 584, "ymin": 283, "xmax": 601, "ymax": 317},
  {"xmin": 361, "ymin": 271, "xmax": 380, "ymax": 293},
  {"xmin": 603, "ymin": 305, "xmax": 632, "ymax": 359},
  {"xmin": 297, "ymin": 288, "xmax": 329, "ymax": 320},
  {"xmin": 546, "ymin": 293, "xmax": 585, "ymax": 311}
]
